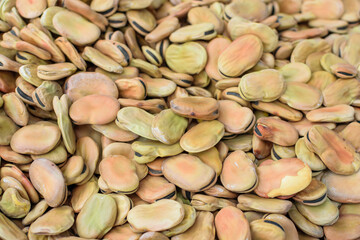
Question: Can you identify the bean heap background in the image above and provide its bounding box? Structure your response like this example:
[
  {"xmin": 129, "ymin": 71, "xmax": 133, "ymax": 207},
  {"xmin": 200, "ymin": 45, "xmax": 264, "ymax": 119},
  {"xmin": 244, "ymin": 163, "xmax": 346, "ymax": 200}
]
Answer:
[{"xmin": 0, "ymin": 0, "xmax": 360, "ymax": 239}]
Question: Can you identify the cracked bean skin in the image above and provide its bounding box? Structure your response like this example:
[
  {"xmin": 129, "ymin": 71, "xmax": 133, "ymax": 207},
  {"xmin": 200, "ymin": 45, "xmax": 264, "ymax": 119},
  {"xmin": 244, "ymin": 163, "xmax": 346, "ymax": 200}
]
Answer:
[{"xmin": 255, "ymin": 158, "xmax": 312, "ymax": 198}]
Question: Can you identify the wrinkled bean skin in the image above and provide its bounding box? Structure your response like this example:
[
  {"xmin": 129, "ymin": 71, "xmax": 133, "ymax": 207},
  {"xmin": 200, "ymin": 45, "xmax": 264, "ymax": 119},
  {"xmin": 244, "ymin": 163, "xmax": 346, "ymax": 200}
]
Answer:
[
  {"xmin": 0, "ymin": 0, "xmax": 359, "ymax": 239},
  {"xmin": 305, "ymin": 125, "xmax": 360, "ymax": 175},
  {"xmin": 254, "ymin": 117, "xmax": 299, "ymax": 146}
]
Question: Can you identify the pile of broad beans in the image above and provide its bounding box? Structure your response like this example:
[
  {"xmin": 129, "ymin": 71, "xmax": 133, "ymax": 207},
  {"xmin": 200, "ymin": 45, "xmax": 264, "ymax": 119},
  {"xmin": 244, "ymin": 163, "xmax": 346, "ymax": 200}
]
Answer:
[{"xmin": 0, "ymin": 0, "xmax": 360, "ymax": 239}]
